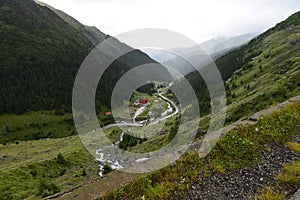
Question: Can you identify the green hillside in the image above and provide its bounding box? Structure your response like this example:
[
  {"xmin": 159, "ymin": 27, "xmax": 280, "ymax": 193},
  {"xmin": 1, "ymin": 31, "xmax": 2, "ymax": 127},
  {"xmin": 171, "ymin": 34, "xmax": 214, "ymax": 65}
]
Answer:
[
  {"xmin": 185, "ymin": 11, "xmax": 300, "ymax": 123},
  {"xmin": 0, "ymin": 0, "xmax": 164, "ymax": 115},
  {"xmin": 223, "ymin": 12, "xmax": 300, "ymax": 122},
  {"xmin": 0, "ymin": 0, "xmax": 94, "ymax": 114},
  {"xmin": 35, "ymin": 0, "xmax": 107, "ymax": 46}
]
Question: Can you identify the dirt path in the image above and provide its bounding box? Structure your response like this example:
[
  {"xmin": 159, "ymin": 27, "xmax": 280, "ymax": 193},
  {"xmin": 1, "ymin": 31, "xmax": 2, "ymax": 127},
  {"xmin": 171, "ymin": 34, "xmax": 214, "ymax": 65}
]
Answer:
[
  {"xmin": 47, "ymin": 96, "xmax": 300, "ymax": 200},
  {"xmin": 46, "ymin": 171, "xmax": 141, "ymax": 200}
]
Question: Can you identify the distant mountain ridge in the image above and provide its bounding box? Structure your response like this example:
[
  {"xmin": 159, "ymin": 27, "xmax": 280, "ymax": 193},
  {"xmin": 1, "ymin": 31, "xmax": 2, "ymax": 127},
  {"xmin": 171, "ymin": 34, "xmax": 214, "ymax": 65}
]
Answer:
[
  {"xmin": 201, "ymin": 33, "xmax": 257, "ymax": 57},
  {"xmin": 144, "ymin": 33, "xmax": 256, "ymax": 77}
]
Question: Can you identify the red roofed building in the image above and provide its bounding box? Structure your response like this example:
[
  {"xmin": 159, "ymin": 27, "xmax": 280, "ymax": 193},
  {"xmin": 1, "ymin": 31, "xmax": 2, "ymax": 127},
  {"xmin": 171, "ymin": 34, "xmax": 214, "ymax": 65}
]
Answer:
[
  {"xmin": 105, "ymin": 112, "xmax": 112, "ymax": 116},
  {"xmin": 139, "ymin": 98, "xmax": 149, "ymax": 105},
  {"xmin": 132, "ymin": 98, "xmax": 149, "ymax": 107}
]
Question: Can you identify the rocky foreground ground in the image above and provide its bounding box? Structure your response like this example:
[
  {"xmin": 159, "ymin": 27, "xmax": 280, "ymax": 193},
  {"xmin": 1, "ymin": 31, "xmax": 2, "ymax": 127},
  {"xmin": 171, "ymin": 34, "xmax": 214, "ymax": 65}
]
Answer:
[{"xmin": 171, "ymin": 135, "xmax": 299, "ymax": 200}]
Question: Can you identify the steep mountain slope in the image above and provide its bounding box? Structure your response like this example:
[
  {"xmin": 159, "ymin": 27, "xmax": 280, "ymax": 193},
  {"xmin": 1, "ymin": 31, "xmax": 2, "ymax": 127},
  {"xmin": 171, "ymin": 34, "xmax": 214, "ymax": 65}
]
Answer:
[
  {"xmin": 0, "ymin": 0, "xmax": 167, "ymax": 115},
  {"xmin": 36, "ymin": 0, "xmax": 166, "ymax": 79},
  {"xmin": 36, "ymin": 1, "xmax": 161, "ymax": 72},
  {"xmin": 0, "ymin": 0, "xmax": 94, "ymax": 114},
  {"xmin": 185, "ymin": 11, "xmax": 300, "ymax": 122},
  {"xmin": 35, "ymin": 0, "xmax": 107, "ymax": 46}
]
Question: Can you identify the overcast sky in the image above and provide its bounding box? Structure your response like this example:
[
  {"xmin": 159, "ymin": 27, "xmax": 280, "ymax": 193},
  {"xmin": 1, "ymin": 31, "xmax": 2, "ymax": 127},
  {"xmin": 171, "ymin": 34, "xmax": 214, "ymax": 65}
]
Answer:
[{"xmin": 40, "ymin": 0, "xmax": 300, "ymax": 43}]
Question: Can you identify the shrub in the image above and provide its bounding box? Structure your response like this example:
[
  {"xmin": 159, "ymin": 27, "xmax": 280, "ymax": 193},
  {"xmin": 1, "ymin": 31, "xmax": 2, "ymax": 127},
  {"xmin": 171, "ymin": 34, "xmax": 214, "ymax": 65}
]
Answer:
[
  {"xmin": 30, "ymin": 169, "xmax": 38, "ymax": 177},
  {"xmin": 103, "ymin": 165, "xmax": 112, "ymax": 174},
  {"xmin": 59, "ymin": 168, "xmax": 67, "ymax": 176},
  {"xmin": 82, "ymin": 168, "xmax": 87, "ymax": 176},
  {"xmin": 38, "ymin": 179, "xmax": 60, "ymax": 197},
  {"xmin": 56, "ymin": 153, "xmax": 68, "ymax": 165}
]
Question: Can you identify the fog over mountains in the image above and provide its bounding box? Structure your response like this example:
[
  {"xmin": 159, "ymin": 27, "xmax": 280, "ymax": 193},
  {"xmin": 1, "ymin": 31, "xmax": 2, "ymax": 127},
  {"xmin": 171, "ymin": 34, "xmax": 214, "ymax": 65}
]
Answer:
[{"xmin": 143, "ymin": 33, "xmax": 257, "ymax": 77}]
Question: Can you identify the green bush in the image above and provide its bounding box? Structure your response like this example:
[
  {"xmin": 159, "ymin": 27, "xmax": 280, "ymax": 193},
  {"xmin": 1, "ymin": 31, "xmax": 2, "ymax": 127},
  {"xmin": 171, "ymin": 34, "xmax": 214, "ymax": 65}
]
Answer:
[
  {"xmin": 56, "ymin": 153, "xmax": 68, "ymax": 165},
  {"xmin": 103, "ymin": 165, "xmax": 112, "ymax": 174},
  {"xmin": 30, "ymin": 169, "xmax": 38, "ymax": 177},
  {"xmin": 59, "ymin": 168, "xmax": 67, "ymax": 176},
  {"xmin": 38, "ymin": 179, "xmax": 60, "ymax": 197},
  {"xmin": 81, "ymin": 168, "xmax": 87, "ymax": 176}
]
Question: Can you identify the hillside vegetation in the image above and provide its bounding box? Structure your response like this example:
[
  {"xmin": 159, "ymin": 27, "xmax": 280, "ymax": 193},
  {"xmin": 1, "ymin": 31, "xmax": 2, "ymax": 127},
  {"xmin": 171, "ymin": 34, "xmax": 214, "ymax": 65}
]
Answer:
[
  {"xmin": 0, "ymin": 0, "xmax": 164, "ymax": 115},
  {"xmin": 101, "ymin": 101, "xmax": 300, "ymax": 199},
  {"xmin": 100, "ymin": 11, "xmax": 300, "ymax": 199},
  {"xmin": 185, "ymin": 11, "xmax": 300, "ymax": 122},
  {"xmin": 0, "ymin": 137, "xmax": 99, "ymax": 199},
  {"xmin": 0, "ymin": 0, "xmax": 93, "ymax": 114},
  {"xmin": 0, "ymin": 1, "xmax": 299, "ymax": 199},
  {"xmin": 34, "ymin": 0, "xmax": 107, "ymax": 46}
]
